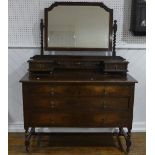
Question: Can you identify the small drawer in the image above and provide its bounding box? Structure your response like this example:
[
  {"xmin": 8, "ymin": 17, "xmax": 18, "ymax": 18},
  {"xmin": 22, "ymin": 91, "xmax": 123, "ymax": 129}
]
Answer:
[
  {"xmin": 29, "ymin": 63, "xmax": 52, "ymax": 71},
  {"xmin": 104, "ymin": 63, "xmax": 128, "ymax": 71}
]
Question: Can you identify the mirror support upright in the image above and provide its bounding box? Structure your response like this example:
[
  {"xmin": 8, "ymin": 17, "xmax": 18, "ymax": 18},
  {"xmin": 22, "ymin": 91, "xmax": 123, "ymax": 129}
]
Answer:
[
  {"xmin": 40, "ymin": 19, "xmax": 44, "ymax": 55},
  {"xmin": 112, "ymin": 20, "xmax": 117, "ymax": 57}
]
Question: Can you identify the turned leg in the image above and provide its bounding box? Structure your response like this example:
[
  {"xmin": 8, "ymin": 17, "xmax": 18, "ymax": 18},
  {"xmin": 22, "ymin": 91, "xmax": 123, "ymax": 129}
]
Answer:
[
  {"xmin": 32, "ymin": 127, "xmax": 35, "ymax": 134},
  {"xmin": 117, "ymin": 127, "xmax": 132, "ymax": 153},
  {"xmin": 126, "ymin": 128, "xmax": 132, "ymax": 153},
  {"xmin": 25, "ymin": 127, "xmax": 30, "ymax": 152},
  {"xmin": 119, "ymin": 127, "xmax": 123, "ymax": 136},
  {"xmin": 24, "ymin": 127, "xmax": 34, "ymax": 152}
]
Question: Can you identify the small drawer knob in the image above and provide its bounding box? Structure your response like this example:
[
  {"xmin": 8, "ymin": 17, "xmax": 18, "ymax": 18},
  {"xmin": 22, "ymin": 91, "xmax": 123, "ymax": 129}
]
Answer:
[
  {"xmin": 77, "ymin": 62, "xmax": 81, "ymax": 65},
  {"xmin": 115, "ymin": 65, "xmax": 117, "ymax": 70},
  {"xmin": 51, "ymin": 88, "xmax": 54, "ymax": 91},
  {"xmin": 103, "ymin": 101, "xmax": 107, "ymax": 109},
  {"xmin": 50, "ymin": 101, "xmax": 55, "ymax": 108},
  {"xmin": 50, "ymin": 91, "xmax": 54, "ymax": 95},
  {"xmin": 103, "ymin": 90, "xmax": 107, "ymax": 96}
]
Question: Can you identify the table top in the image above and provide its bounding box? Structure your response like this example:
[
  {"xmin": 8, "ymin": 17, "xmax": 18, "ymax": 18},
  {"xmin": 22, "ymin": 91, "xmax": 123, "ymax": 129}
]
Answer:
[{"xmin": 20, "ymin": 70, "xmax": 137, "ymax": 84}]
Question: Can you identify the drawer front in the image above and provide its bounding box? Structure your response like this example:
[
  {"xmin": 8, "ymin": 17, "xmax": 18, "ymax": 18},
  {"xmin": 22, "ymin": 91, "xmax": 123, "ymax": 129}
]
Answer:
[
  {"xmin": 104, "ymin": 63, "xmax": 127, "ymax": 71},
  {"xmin": 28, "ymin": 84, "xmax": 132, "ymax": 97},
  {"xmin": 29, "ymin": 62, "xmax": 52, "ymax": 71},
  {"xmin": 28, "ymin": 111, "xmax": 129, "ymax": 127},
  {"xmin": 27, "ymin": 96, "xmax": 129, "ymax": 111}
]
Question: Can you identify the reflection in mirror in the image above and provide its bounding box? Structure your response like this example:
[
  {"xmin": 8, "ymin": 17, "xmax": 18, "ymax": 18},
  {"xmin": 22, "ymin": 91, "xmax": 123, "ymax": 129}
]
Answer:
[{"xmin": 47, "ymin": 6, "xmax": 110, "ymax": 49}]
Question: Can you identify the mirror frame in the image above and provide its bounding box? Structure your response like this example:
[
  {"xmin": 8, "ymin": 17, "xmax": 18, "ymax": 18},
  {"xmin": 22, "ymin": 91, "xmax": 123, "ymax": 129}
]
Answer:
[{"xmin": 44, "ymin": 2, "xmax": 113, "ymax": 51}]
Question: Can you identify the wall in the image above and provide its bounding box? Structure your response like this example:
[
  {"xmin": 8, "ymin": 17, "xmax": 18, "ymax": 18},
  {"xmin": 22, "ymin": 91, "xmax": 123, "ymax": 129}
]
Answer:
[{"xmin": 8, "ymin": 0, "xmax": 146, "ymax": 132}]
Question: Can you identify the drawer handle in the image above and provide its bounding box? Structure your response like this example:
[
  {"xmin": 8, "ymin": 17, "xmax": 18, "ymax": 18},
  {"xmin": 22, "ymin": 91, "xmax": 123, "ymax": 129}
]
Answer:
[
  {"xmin": 103, "ymin": 90, "xmax": 107, "ymax": 96},
  {"xmin": 115, "ymin": 65, "xmax": 117, "ymax": 70},
  {"xmin": 50, "ymin": 91, "xmax": 55, "ymax": 95},
  {"xmin": 50, "ymin": 101, "xmax": 55, "ymax": 108},
  {"xmin": 76, "ymin": 62, "xmax": 81, "ymax": 65},
  {"xmin": 103, "ymin": 101, "xmax": 107, "ymax": 109}
]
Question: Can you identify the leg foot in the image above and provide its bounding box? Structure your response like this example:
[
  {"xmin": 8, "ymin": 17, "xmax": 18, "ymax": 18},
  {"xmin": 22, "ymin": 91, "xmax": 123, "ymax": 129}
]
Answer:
[
  {"xmin": 25, "ymin": 127, "xmax": 30, "ymax": 152},
  {"xmin": 117, "ymin": 127, "xmax": 132, "ymax": 153},
  {"xmin": 25, "ymin": 127, "xmax": 34, "ymax": 152},
  {"xmin": 25, "ymin": 141, "xmax": 30, "ymax": 152},
  {"xmin": 126, "ymin": 128, "xmax": 131, "ymax": 153}
]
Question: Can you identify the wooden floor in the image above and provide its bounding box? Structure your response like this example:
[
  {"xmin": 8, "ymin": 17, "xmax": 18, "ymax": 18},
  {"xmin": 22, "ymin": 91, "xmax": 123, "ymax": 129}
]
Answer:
[{"xmin": 9, "ymin": 132, "xmax": 145, "ymax": 155}]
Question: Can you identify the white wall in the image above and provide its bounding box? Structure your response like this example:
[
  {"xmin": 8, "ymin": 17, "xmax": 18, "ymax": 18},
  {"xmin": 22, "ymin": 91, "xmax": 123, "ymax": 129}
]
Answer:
[{"xmin": 8, "ymin": 0, "xmax": 146, "ymax": 132}]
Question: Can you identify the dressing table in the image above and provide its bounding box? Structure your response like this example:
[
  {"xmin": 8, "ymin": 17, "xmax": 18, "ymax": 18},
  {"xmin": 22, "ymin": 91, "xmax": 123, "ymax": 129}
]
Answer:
[{"xmin": 20, "ymin": 2, "xmax": 137, "ymax": 153}]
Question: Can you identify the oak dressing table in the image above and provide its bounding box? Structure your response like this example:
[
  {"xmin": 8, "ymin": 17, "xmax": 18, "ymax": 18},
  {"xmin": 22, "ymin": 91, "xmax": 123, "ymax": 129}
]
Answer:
[{"xmin": 20, "ymin": 2, "xmax": 137, "ymax": 153}]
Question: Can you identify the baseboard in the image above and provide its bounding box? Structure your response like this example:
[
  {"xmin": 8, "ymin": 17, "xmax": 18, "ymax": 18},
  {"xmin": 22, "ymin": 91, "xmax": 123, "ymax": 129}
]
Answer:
[
  {"xmin": 8, "ymin": 122, "xmax": 146, "ymax": 133},
  {"xmin": 132, "ymin": 122, "xmax": 146, "ymax": 132}
]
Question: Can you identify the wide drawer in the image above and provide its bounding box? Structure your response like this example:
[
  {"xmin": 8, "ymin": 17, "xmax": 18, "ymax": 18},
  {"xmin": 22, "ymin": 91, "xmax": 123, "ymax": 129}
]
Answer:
[
  {"xmin": 27, "ymin": 96, "xmax": 130, "ymax": 111},
  {"xmin": 28, "ymin": 84, "xmax": 132, "ymax": 97},
  {"xmin": 28, "ymin": 111, "xmax": 129, "ymax": 127}
]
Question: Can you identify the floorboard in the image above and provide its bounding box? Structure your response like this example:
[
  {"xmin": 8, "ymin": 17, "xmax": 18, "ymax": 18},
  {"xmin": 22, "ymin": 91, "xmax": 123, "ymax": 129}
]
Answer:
[{"xmin": 8, "ymin": 132, "xmax": 146, "ymax": 155}]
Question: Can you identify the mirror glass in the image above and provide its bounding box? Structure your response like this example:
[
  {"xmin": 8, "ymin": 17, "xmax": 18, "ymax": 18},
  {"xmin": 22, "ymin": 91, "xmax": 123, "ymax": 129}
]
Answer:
[{"xmin": 46, "ymin": 5, "xmax": 112, "ymax": 50}]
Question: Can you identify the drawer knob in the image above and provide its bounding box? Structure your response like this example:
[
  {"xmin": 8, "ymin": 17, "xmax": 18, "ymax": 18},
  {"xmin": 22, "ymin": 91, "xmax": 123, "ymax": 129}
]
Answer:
[
  {"xmin": 103, "ymin": 101, "xmax": 107, "ymax": 109},
  {"xmin": 103, "ymin": 90, "xmax": 107, "ymax": 96},
  {"xmin": 115, "ymin": 65, "xmax": 117, "ymax": 70},
  {"xmin": 76, "ymin": 62, "xmax": 81, "ymax": 65},
  {"xmin": 50, "ymin": 91, "xmax": 54, "ymax": 95},
  {"xmin": 50, "ymin": 101, "xmax": 55, "ymax": 108}
]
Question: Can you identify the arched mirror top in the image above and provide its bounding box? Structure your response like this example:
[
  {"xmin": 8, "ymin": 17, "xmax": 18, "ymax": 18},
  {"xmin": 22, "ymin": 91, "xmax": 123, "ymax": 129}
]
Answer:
[{"xmin": 44, "ymin": 2, "xmax": 113, "ymax": 51}]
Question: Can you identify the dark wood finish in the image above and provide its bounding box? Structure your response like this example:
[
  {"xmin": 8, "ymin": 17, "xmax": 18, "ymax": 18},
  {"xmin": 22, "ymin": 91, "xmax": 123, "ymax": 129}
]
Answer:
[
  {"xmin": 112, "ymin": 20, "xmax": 117, "ymax": 56},
  {"xmin": 130, "ymin": 0, "xmax": 146, "ymax": 36},
  {"xmin": 44, "ymin": 2, "xmax": 113, "ymax": 52},
  {"xmin": 28, "ymin": 111, "xmax": 129, "ymax": 127},
  {"xmin": 8, "ymin": 132, "xmax": 146, "ymax": 154},
  {"xmin": 28, "ymin": 55, "xmax": 129, "ymax": 75},
  {"xmin": 20, "ymin": 2, "xmax": 137, "ymax": 153},
  {"xmin": 20, "ymin": 72, "xmax": 137, "ymax": 84},
  {"xmin": 27, "ymin": 96, "xmax": 129, "ymax": 110},
  {"xmin": 20, "ymin": 71, "xmax": 137, "ymax": 152},
  {"xmin": 25, "ymin": 127, "xmax": 35, "ymax": 152},
  {"xmin": 40, "ymin": 19, "xmax": 44, "ymax": 55}
]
